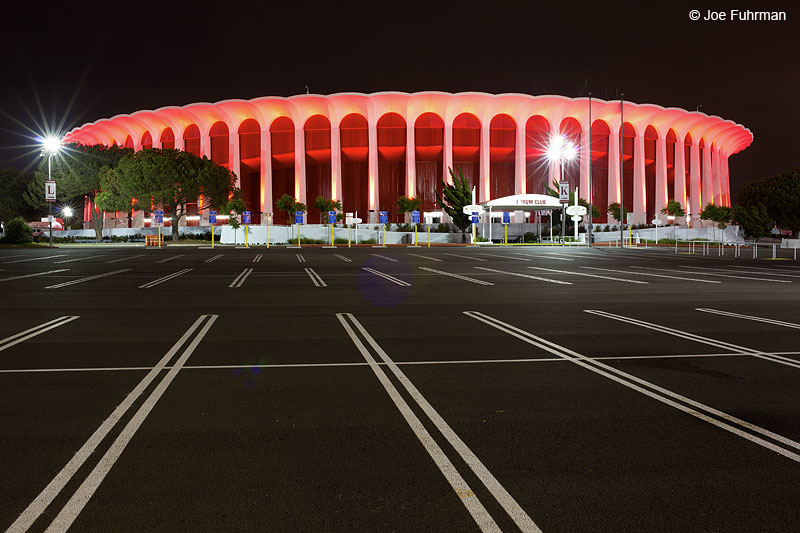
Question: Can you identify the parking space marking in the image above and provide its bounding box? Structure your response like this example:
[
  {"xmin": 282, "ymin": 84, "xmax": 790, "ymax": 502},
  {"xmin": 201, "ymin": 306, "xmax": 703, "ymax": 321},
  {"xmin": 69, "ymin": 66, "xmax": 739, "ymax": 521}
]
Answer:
[
  {"xmin": 7, "ymin": 315, "xmax": 216, "ymax": 533},
  {"xmin": 44, "ymin": 269, "xmax": 131, "ymax": 290},
  {"xmin": 0, "ymin": 316, "xmax": 80, "ymax": 353},
  {"xmin": 585, "ymin": 309, "xmax": 800, "ymax": 370},
  {"xmin": 333, "ymin": 254, "xmax": 352, "ymax": 263},
  {"xmin": 442, "ymin": 253, "xmax": 487, "ymax": 262},
  {"xmin": 304, "ymin": 268, "xmax": 327, "ymax": 287},
  {"xmin": 478, "ymin": 253, "xmax": 530, "ymax": 262},
  {"xmin": 0, "ymin": 269, "xmax": 69, "ymax": 284},
  {"xmin": 338, "ymin": 313, "xmax": 538, "ymax": 532},
  {"xmin": 229, "ymin": 268, "xmax": 254, "ymax": 288},
  {"xmin": 253, "ymin": 254, "xmax": 263, "ymax": 263},
  {"xmin": 528, "ymin": 266, "xmax": 648, "ymax": 284},
  {"xmin": 474, "ymin": 266, "xmax": 571, "ymax": 285},
  {"xmin": 419, "ymin": 266, "xmax": 494, "ymax": 286},
  {"xmin": 695, "ymin": 308, "xmax": 800, "ymax": 330},
  {"xmin": 407, "ymin": 253, "xmax": 441, "ymax": 262},
  {"xmin": 465, "ymin": 311, "xmax": 800, "ymax": 464},
  {"xmin": 581, "ymin": 266, "xmax": 721, "ymax": 284},
  {"xmin": 533, "ymin": 255, "xmax": 574, "ymax": 261},
  {"xmin": 106, "ymin": 254, "xmax": 145, "ymax": 264},
  {"xmin": 138, "ymin": 268, "xmax": 193, "ymax": 289},
  {"xmin": 42, "ymin": 315, "xmax": 219, "ymax": 532},
  {"xmin": 296, "ymin": 254, "xmax": 306, "ymax": 263},
  {"xmin": 155, "ymin": 254, "xmax": 184, "ymax": 264},
  {"xmin": 361, "ymin": 267, "xmax": 411, "ymax": 286},
  {"xmin": 371, "ymin": 254, "xmax": 398, "ymax": 262},
  {"xmin": 204, "ymin": 254, "xmax": 223, "ymax": 263},
  {"xmin": 54, "ymin": 255, "xmax": 106, "ymax": 264},
  {"xmin": 684, "ymin": 266, "xmax": 800, "ymax": 278},
  {"xmin": 4, "ymin": 254, "xmax": 66, "ymax": 264},
  {"xmin": 632, "ymin": 265, "xmax": 791, "ymax": 283},
  {"xmin": 729, "ymin": 265, "xmax": 800, "ymax": 272}
]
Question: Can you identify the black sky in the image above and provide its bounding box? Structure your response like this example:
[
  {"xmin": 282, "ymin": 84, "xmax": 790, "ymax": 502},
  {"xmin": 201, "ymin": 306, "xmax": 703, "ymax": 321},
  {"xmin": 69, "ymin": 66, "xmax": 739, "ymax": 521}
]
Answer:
[{"xmin": 1, "ymin": 1, "xmax": 797, "ymax": 201}]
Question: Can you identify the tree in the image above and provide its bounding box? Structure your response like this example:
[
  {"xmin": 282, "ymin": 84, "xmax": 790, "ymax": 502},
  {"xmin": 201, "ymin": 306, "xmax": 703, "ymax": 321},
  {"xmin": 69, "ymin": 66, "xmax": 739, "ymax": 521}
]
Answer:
[
  {"xmin": 276, "ymin": 194, "xmax": 307, "ymax": 225},
  {"xmin": 396, "ymin": 196, "xmax": 422, "ymax": 218},
  {"xmin": 700, "ymin": 203, "xmax": 732, "ymax": 240},
  {"xmin": 435, "ymin": 167, "xmax": 472, "ymax": 232},
  {"xmin": 0, "ymin": 217, "xmax": 33, "ymax": 244},
  {"xmin": 734, "ymin": 203, "xmax": 771, "ymax": 241},
  {"xmin": 313, "ymin": 196, "xmax": 343, "ymax": 223},
  {"xmin": 607, "ymin": 202, "xmax": 628, "ymax": 224},
  {"xmin": 660, "ymin": 200, "xmax": 685, "ymax": 223},
  {"xmin": 108, "ymin": 149, "xmax": 237, "ymax": 241},
  {"xmin": 736, "ymin": 170, "xmax": 800, "ymax": 238},
  {"xmin": 0, "ymin": 168, "xmax": 35, "ymax": 228}
]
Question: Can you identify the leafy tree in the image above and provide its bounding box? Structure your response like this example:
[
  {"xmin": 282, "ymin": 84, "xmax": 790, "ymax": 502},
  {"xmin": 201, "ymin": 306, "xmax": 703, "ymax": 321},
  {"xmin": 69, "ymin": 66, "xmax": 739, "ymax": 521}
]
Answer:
[
  {"xmin": 396, "ymin": 196, "xmax": 422, "ymax": 219},
  {"xmin": 313, "ymin": 196, "xmax": 343, "ymax": 223},
  {"xmin": 0, "ymin": 217, "xmax": 33, "ymax": 244},
  {"xmin": 435, "ymin": 167, "xmax": 472, "ymax": 232},
  {"xmin": 0, "ymin": 168, "xmax": 35, "ymax": 228},
  {"xmin": 276, "ymin": 194, "xmax": 307, "ymax": 224},
  {"xmin": 108, "ymin": 148, "xmax": 237, "ymax": 241},
  {"xmin": 700, "ymin": 203, "xmax": 732, "ymax": 240},
  {"xmin": 734, "ymin": 203, "xmax": 771, "ymax": 241},
  {"xmin": 660, "ymin": 199, "xmax": 685, "ymax": 223},
  {"xmin": 736, "ymin": 170, "xmax": 800, "ymax": 238},
  {"xmin": 607, "ymin": 202, "xmax": 628, "ymax": 224}
]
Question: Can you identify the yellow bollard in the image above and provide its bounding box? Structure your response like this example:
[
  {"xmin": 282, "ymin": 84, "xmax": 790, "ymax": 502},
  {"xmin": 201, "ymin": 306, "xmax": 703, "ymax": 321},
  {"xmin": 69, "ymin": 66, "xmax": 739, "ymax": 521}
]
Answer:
[
  {"xmin": 504, "ymin": 225, "xmax": 508, "ymax": 245},
  {"xmin": 383, "ymin": 225, "xmax": 386, "ymax": 246},
  {"xmin": 211, "ymin": 223, "xmax": 215, "ymax": 248},
  {"xmin": 245, "ymin": 224, "xmax": 249, "ymax": 248},
  {"xmin": 348, "ymin": 225, "xmax": 351, "ymax": 248},
  {"xmin": 428, "ymin": 225, "xmax": 431, "ymax": 247},
  {"xmin": 414, "ymin": 224, "xmax": 418, "ymax": 246},
  {"xmin": 158, "ymin": 225, "xmax": 161, "ymax": 248},
  {"xmin": 331, "ymin": 225, "xmax": 334, "ymax": 246},
  {"xmin": 298, "ymin": 224, "xmax": 301, "ymax": 248},
  {"xmin": 266, "ymin": 224, "xmax": 269, "ymax": 249}
]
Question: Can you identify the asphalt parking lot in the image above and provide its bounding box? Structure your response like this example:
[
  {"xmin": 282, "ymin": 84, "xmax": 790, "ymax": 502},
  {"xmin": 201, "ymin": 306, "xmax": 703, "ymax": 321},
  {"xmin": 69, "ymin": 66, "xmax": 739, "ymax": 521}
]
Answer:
[{"xmin": 1, "ymin": 243, "xmax": 799, "ymax": 532}]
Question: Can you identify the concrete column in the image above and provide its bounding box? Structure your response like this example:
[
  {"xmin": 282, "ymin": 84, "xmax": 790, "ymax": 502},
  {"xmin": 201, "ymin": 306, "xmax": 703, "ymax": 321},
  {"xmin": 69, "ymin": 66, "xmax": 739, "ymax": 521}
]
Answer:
[
  {"xmin": 690, "ymin": 140, "xmax": 701, "ymax": 223},
  {"xmin": 579, "ymin": 124, "xmax": 590, "ymax": 204},
  {"xmin": 633, "ymin": 133, "xmax": 646, "ymax": 224},
  {"xmin": 655, "ymin": 135, "xmax": 667, "ymax": 220},
  {"xmin": 711, "ymin": 145, "xmax": 722, "ymax": 205},
  {"xmin": 548, "ymin": 124, "xmax": 559, "ymax": 191},
  {"xmin": 702, "ymin": 142, "xmax": 713, "ymax": 208},
  {"xmin": 368, "ymin": 124, "xmax": 378, "ymax": 221},
  {"xmin": 607, "ymin": 126, "xmax": 620, "ymax": 206},
  {"xmin": 406, "ymin": 119, "xmax": 416, "ymax": 199},
  {"xmin": 230, "ymin": 132, "xmax": 241, "ymax": 189},
  {"xmin": 331, "ymin": 126, "xmax": 342, "ymax": 203},
  {"xmin": 515, "ymin": 119, "xmax": 526, "ymax": 223},
  {"xmin": 174, "ymin": 129, "xmax": 185, "ymax": 151},
  {"xmin": 261, "ymin": 129, "xmax": 271, "ymax": 224},
  {"xmin": 674, "ymin": 141, "xmax": 687, "ymax": 212},
  {"xmin": 480, "ymin": 121, "xmax": 489, "ymax": 202},
  {"xmin": 722, "ymin": 152, "xmax": 731, "ymax": 206},
  {"xmin": 444, "ymin": 124, "xmax": 453, "ymax": 183},
  {"xmin": 295, "ymin": 127, "xmax": 305, "ymax": 204}
]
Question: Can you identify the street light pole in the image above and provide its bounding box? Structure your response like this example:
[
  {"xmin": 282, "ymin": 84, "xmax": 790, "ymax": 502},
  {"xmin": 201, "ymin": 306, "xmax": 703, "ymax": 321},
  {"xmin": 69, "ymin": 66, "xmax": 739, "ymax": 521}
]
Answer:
[{"xmin": 48, "ymin": 152, "xmax": 53, "ymax": 248}]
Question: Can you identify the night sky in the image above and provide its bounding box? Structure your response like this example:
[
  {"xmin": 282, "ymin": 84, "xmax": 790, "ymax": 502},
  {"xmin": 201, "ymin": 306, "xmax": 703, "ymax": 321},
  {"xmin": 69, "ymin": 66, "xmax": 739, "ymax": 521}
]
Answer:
[{"xmin": 1, "ymin": 2, "xmax": 796, "ymax": 202}]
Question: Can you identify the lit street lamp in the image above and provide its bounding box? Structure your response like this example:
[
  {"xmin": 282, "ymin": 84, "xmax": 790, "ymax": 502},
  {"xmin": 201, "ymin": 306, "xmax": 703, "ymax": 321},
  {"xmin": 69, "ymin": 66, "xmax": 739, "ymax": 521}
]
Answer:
[
  {"xmin": 546, "ymin": 134, "xmax": 578, "ymax": 244},
  {"xmin": 37, "ymin": 135, "xmax": 62, "ymax": 247}
]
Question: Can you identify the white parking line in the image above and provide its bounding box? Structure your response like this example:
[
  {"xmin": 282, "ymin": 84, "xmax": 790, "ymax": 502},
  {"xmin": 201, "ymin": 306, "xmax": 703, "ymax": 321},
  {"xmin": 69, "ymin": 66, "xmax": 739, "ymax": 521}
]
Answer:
[
  {"xmin": 54, "ymin": 255, "xmax": 106, "ymax": 264},
  {"xmin": 695, "ymin": 308, "xmax": 800, "ymax": 330},
  {"xmin": 585, "ymin": 309, "xmax": 800, "ymax": 370},
  {"xmin": 253, "ymin": 254, "xmax": 263, "ymax": 263},
  {"xmin": 7, "ymin": 315, "xmax": 216, "ymax": 533},
  {"xmin": 0, "ymin": 269, "xmax": 69, "ymax": 283},
  {"xmin": 466, "ymin": 311, "xmax": 800, "ymax": 464},
  {"xmin": 4, "ymin": 254, "xmax": 66, "ymax": 264},
  {"xmin": 138, "ymin": 268, "xmax": 193, "ymax": 289},
  {"xmin": 45, "ymin": 269, "xmax": 130, "ymax": 289},
  {"xmin": 581, "ymin": 266, "xmax": 721, "ymax": 284},
  {"xmin": 229, "ymin": 268, "xmax": 254, "ymax": 288},
  {"xmin": 155, "ymin": 254, "xmax": 184, "ymax": 264},
  {"xmin": 296, "ymin": 254, "xmax": 306, "ymax": 263},
  {"xmin": 474, "ymin": 266, "xmax": 571, "ymax": 285},
  {"xmin": 361, "ymin": 267, "xmax": 411, "ymax": 286},
  {"xmin": 304, "ymin": 267, "xmax": 327, "ymax": 287},
  {"xmin": 419, "ymin": 266, "xmax": 494, "ymax": 285},
  {"xmin": 204, "ymin": 254, "xmax": 223, "ymax": 263},
  {"xmin": 105, "ymin": 254, "xmax": 145, "ymax": 264},
  {"xmin": 684, "ymin": 266, "xmax": 800, "ymax": 278},
  {"xmin": 478, "ymin": 253, "xmax": 530, "ymax": 261},
  {"xmin": 633, "ymin": 265, "xmax": 791, "ymax": 283},
  {"xmin": 333, "ymin": 254, "xmax": 352, "ymax": 263},
  {"xmin": 528, "ymin": 266, "xmax": 648, "ymax": 284},
  {"xmin": 534, "ymin": 255, "xmax": 574, "ymax": 261},
  {"xmin": 407, "ymin": 253, "xmax": 442, "ymax": 262},
  {"xmin": 0, "ymin": 316, "xmax": 80, "ymax": 353},
  {"xmin": 337, "ymin": 313, "xmax": 539, "ymax": 532},
  {"xmin": 442, "ymin": 253, "xmax": 487, "ymax": 262},
  {"xmin": 42, "ymin": 315, "xmax": 219, "ymax": 532},
  {"xmin": 371, "ymin": 253, "xmax": 398, "ymax": 262}
]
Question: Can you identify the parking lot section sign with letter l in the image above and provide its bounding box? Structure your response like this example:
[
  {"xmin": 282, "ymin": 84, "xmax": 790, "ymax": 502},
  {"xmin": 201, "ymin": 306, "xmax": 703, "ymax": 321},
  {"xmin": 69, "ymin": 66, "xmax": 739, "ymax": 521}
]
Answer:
[{"xmin": 45, "ymin": 180, "xmax": 56, "ymax": 203}]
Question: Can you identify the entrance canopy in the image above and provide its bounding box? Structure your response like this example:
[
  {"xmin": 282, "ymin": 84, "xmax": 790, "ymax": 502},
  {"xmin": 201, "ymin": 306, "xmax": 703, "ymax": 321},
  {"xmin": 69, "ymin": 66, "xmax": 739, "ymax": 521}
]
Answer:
[{"xmin": 482, "ymin": 194, "xmax": 561, "ymax": 211}]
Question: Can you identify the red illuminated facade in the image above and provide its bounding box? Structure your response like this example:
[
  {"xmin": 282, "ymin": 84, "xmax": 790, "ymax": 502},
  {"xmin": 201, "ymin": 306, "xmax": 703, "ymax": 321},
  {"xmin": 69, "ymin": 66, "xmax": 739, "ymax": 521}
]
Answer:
[{"xmin": 64, "ymin": 92, "xmax": 752, "ymax": 225}]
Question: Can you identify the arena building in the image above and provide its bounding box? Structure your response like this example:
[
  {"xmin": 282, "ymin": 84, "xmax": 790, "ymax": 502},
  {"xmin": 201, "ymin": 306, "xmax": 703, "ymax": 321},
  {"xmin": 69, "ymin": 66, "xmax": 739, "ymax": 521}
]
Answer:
[{"xmin": 64, "ymin": 92, "xmax": 752, "ymax": 227}]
